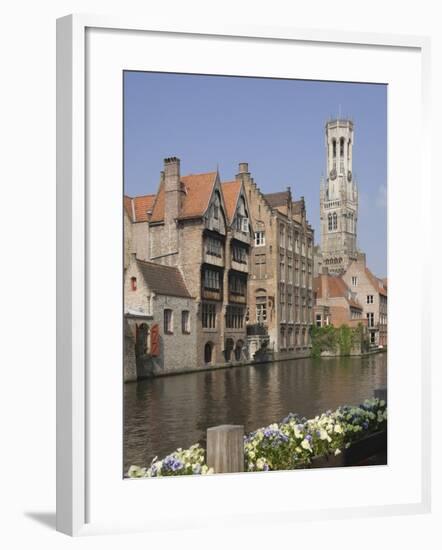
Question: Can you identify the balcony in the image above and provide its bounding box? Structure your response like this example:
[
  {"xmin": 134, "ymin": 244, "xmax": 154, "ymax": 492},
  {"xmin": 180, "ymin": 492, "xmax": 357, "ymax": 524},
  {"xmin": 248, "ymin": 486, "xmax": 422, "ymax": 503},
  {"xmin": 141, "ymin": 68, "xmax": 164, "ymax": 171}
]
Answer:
[
  {"xmin": 228, "ymin": 292, "xmax": 246, "ymax": 305},
  {"xmin": 204, "ymin": 251, "xmax": 225, "ymax": 268}
]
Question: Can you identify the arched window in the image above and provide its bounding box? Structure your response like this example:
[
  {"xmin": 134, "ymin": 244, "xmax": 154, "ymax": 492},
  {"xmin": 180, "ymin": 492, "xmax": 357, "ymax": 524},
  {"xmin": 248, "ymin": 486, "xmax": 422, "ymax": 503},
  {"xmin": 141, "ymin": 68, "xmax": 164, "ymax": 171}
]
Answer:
[
  {"xmin": 213, "ymin": 193, "xmax": 220, "ymax": 220},
  {"xmin": 333, "ymin": 212, "xmax": 338, "ymax": 230},
  {"xmin": 332, "ymin": 139, "xmax": 336, "ymax": 158},
  {"xmin": 328, "ymin": 213, "xmax": 333, "ymax": 231},
  {"xmin": 340, "ymin": 137, "xmax": 345, "ymax": 156},
  {"xmin": 204, "ymin": 342, "xmax": 213, "ymax": 364},
  {"xmin": 348, "ymin": 139, "xmax": 351, "ymax": 161},
  {"xmin": 234, "ymin": 340, "xmax": 244, "ymax": 361},
  {"xmin": 130, "ymin": 276, "xmax": 137, "ymax": 291},
  {"xmin": 224, "ymin": 338, "xmax": 234, "ymax": 361}
]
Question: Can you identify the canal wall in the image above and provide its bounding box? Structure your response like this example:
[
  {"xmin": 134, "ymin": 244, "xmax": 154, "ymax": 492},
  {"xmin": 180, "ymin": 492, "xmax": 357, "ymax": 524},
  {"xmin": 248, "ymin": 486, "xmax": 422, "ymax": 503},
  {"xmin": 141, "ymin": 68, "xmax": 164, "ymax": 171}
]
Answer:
[{"xmin": 128, "ymin": 347, "xmax": 313, "ymax": 380}]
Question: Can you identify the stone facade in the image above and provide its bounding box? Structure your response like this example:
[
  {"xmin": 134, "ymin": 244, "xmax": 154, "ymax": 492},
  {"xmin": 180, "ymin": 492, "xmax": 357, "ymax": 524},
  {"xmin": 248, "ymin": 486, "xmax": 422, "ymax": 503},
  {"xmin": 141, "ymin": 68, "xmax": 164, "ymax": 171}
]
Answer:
[
  {"xmin": 341, "ymin": 253, "xmax": 388, "ymax": 348},
  {"xmin": 319, "ymin": 119, "xmax": 358, "ymax": 275},
  {"xmin": 124, "ymin": 255, "xmax": 197, "ymax": 380},
  {"xmin": 237, "ymin": 163, "xmax": 314, "ymax": 355}
]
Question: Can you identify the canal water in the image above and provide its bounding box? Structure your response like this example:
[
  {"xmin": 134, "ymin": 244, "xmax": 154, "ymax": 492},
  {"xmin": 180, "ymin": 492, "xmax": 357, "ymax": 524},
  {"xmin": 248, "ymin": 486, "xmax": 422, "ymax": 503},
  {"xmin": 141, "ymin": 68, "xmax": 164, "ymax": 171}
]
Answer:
[{"xmin": 123, "ymin": 353, "xmax": 387, "ymax": 472}]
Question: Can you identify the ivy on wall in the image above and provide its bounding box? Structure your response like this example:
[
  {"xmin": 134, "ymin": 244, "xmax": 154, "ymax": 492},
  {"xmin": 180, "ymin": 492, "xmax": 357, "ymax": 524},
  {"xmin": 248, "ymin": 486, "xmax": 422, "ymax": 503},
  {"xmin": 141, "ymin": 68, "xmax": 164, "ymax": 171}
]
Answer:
[{"xmin": 310, "ymin": 323, "xmax": 368, "ymax": 358}]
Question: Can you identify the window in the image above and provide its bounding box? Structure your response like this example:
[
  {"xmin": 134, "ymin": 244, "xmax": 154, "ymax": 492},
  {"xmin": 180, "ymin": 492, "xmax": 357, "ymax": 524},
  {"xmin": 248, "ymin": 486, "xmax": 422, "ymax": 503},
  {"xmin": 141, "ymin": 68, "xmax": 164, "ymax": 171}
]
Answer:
[
  {"xmin": 256, "ymin": 293, "xmax": 267, "ymax": 323},
  {"xmin": 333, "ymin": 212, "xmax": 338, "ymax": 230},
  {"xmin": 204, "ymin": 342, "xmax": 213, "ymax": 363},
  {"xmin": 202, "ymin": 303, "xmax": 216, "ymax": 328},
  {"xmin": 351, "ymin": 276, "xmax": 358, "ymax": 286},
  {"xmin": 288, "ymin": 328, "xmax": 293, "ymax": 349},
  {"xmin": 225, "ymin": 306, "xmax": 245, "ymax": 329},
  {"xmin": 181, "ymin": 310, "xmax": 190, "ymax": 334},
  {"xmin": 340, "ymin": 137, "xmax": 344, "ymax": 156},
  {"xmin": 255, "ymin": 231, "xmax": 265, "ymax": 246},
  {"xmin": 366, "ymin": 312, "xmax": 375, "ymax": 327},
  {"xmin": 130, "ymin": 276, "xmax": 137, "ymax": 291},
  {"xmin": 280, "ymin": 326, "xmax": 286, "ymax": 350},
  {"xmin": 232, "ymin": 245, "xmax": 247, "ymax": 264},
  {"xmin": 255, "ymin": 253, "xmax": 266, "ymax": 279},
  {"xmin": 370, "ymin": 332, "xmax": 376, "ymax": 344},
  {"xmin": 328, "ymin": 213, "xmax": 333, "ymax": 231},
  {"xmin": 206, "ymin": 237, "xmax": 222, "ymax": 257},
  {"xmin": 287, "ymin": 291, "xmax": 293, "ymax": 321},
  {"xmin": 287, "ymin": 231, "xmax": 292, "ymax": 250},
  {"xmin": 213, "ymin": 194, "xmax": 219, "ymax": 220},
  {"xmin": 280, "ymin": 224, "xmax": 285, "ymax": 248},
  {"xmin": 229, "ymin": 273, "xmax": 246, "ymax": 296},
  {"xmin": 164, "ymin": 309, "xmax": 173, "ymax": 334},
  {"xmin": 287, "ymin": 260, "xmax": 293, "ymax": 283},
  {"xmin": 316, "ymin": 314, "xmax": 322, "ymax": 327},
  {"xmin": 279, "ymin": 254, "xmax": 285, "ymax": 281},
  {"xmin": 332, "ymin": 139, "xmax": 336, "ymax": 158},
  {"xmin": 366, "ymin": 295, "xmax": 374, "ymax": 304},
  {"xmin": 203, "ymin": 269, "xmax": 221, "ymax": 291}
]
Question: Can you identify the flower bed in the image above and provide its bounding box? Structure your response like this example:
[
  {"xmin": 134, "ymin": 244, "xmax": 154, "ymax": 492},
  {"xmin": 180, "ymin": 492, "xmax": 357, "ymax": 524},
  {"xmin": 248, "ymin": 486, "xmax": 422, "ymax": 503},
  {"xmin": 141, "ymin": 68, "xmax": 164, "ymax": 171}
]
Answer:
[{"xmin": 128, "ymin": 398, "xmax": 387, "ymax": 478}]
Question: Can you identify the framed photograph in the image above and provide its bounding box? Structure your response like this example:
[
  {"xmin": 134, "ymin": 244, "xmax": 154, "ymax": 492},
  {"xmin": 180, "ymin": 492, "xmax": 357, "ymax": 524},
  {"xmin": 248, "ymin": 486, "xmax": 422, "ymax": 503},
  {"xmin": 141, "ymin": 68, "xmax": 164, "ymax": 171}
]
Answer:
[{"xmin": 57, "ymin": 14, "xmax": 431, "ymax": 536}]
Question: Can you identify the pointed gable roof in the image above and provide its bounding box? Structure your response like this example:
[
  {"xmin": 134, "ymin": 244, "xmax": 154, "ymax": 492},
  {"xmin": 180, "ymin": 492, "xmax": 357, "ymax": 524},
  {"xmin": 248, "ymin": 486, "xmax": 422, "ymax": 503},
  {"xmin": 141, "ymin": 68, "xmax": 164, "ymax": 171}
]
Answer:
[
  {"xmin": 364, "ymin": 267, "xmax": 388, "ymax": 297},
  {"xmin": 221, "ymin": 180, "xmax": 242, "ymax": 223},
  {"xmin": 149, "ymin": 171, "xmax": 217, "ymax": 223}
]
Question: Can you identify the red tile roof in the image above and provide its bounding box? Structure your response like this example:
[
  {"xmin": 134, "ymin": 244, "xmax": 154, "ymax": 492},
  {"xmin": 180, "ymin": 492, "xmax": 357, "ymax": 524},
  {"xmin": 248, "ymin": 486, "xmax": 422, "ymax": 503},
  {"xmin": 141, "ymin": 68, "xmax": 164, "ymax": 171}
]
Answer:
[
  {"xmin": 150, "ymin": 172, "xmax": 217, "ymax": 223},
  {"xmin": 124, "ymin": 194, "xmax": 155, "ymax": 222},
  {"xmin": 221, "ymin": 180, "xmax": 241, "ymax": 223},
  {"xmin": 365, "ymin": 267, "xmax": 388, "ymax": 297},
  {"xmin": 314, "ymin": 274, "xmax": 363, "ymax": 309}
]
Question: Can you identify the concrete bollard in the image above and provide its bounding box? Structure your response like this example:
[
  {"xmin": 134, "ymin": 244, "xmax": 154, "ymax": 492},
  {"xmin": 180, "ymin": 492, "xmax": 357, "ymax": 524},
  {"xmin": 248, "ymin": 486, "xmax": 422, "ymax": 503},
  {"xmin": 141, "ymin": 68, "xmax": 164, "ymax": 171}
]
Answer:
[
  {"xmin": 206, "ymin": 425, "xmax": 244, "ymax": 474},
  {"xmin": 374, "ymin": 387, "xmax": 387, "ymax": 404}
]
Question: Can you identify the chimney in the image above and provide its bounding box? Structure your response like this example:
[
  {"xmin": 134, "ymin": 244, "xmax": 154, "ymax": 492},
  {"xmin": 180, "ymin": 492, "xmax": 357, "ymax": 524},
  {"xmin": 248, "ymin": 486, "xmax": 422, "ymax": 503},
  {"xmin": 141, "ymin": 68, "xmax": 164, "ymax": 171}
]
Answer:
[
  {"xmin": 238, "ymin": 162, "xmax": 249, "ymax": 174},
  {"xmin": 164, "ymin": 157, "xmax": 181, "ymax": 223}
]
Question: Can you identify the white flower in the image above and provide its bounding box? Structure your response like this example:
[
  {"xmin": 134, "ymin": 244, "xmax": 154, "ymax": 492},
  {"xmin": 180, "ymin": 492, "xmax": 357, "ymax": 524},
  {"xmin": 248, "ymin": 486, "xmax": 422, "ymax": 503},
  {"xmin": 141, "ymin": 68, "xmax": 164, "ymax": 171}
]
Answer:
[{"xmin": 334, "ymin": 449, "xmax": 341, "ymax": 456}]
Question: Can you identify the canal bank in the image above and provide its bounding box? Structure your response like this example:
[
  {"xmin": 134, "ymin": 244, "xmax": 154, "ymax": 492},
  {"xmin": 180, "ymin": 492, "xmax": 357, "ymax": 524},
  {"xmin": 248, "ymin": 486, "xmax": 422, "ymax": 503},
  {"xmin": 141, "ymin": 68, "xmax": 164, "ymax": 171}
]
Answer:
[{"xmin": 124, "ymin": 353, "xmax": 387, "ymax": 472}]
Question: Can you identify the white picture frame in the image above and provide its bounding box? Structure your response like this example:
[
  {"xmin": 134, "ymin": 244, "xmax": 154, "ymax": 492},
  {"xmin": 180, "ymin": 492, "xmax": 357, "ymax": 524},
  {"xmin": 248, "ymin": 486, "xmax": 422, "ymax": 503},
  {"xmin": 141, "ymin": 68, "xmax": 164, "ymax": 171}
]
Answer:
[{"xmin": 56, "ymin": 14, "xmax": 431, "ymax": 536}]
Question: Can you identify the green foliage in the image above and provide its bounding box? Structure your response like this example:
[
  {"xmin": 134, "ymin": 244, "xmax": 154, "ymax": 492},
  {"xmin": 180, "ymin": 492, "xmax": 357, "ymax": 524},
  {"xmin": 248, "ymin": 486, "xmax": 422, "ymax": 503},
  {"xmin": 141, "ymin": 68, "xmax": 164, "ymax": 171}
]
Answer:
[
  {"xmin": 244, "ymin": 398, "xmax": 387, "ymax": 472},
  {"xmin": 310, "ymin": 323, "xmax": 369, "ymax": 357},
  {"xmin": 310, "ymin": 324, "xmax": 338, "ymax": 358}
]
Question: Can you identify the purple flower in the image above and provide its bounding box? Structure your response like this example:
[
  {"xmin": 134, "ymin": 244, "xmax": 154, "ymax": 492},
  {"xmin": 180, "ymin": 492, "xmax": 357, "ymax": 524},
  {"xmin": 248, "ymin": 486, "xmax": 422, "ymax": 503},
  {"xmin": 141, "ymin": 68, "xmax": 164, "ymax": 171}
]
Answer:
[{"xmin": 306, "ymin": 434, "xmax": 313, "ymax": 442}]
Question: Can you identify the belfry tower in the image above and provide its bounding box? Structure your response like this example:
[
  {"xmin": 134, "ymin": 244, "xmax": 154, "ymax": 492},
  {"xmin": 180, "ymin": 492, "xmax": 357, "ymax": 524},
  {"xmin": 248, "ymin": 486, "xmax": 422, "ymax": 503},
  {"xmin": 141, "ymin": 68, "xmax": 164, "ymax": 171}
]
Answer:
[{"xmin": 319, "ymin": 119, "xmax": 358, "ymax": 274}]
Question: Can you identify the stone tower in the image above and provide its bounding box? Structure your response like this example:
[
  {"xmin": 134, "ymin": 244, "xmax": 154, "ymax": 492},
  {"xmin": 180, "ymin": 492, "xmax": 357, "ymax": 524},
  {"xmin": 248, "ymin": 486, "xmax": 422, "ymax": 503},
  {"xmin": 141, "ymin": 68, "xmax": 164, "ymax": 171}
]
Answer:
[{"xmin": 319, "ymin": 119, "xmax": 358, "ymax": 274}]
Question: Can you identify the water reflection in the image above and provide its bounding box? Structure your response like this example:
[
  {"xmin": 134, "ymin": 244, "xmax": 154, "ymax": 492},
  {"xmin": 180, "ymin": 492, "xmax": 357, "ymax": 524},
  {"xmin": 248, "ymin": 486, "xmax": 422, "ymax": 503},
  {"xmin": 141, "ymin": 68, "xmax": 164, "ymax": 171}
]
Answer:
[{"xmin": 123, "ymin": 354, "xmax": 387, "ymax": 472}]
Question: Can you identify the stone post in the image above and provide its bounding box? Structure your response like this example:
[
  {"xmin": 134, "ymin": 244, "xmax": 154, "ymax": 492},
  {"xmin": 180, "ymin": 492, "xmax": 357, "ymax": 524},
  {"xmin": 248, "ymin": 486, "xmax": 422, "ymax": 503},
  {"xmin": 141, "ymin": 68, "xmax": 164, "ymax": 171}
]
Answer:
[{"xmin": 206, "ymin": 425, "xmax": 244, "ymax": 474}]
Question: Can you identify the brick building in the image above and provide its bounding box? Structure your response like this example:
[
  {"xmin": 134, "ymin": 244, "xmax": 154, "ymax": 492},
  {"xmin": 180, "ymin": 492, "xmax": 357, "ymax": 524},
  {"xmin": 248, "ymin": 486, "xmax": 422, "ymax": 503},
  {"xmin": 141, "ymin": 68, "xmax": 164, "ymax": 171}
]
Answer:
[
  {"xmin": 142, "ymin": 157, "xmax": 253, "ymax": 368},
  {"xmin": 342, "ymin": 253, "xmax": 388, "ymax": 347},
  {"xmin": 124, "ymin": 255, "xmax": 196, "ymax": 381},
  {"xmin": 235, "ymin": 163, "xmax": 314, "ymax": 355},
  {"xmin": 313, "ymin": 270, "xmax": 365, "ymax": 328}
]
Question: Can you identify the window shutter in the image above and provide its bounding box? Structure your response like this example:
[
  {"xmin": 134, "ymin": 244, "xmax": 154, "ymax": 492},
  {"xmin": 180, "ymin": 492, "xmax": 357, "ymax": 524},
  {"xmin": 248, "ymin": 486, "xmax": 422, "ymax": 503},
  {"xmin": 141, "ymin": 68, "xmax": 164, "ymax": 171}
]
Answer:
[{"xmin": 150, "ymin": 323, "xmax": 160, "ymax": 357}]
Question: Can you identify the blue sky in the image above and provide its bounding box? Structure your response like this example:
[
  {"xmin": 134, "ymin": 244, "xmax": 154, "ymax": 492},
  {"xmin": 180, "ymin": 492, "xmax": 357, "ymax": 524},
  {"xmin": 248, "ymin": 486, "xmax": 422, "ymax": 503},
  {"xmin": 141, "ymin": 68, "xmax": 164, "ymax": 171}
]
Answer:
[{"xmin": 124, "ymin": 72, "xmax": 387, "ymax": 277}]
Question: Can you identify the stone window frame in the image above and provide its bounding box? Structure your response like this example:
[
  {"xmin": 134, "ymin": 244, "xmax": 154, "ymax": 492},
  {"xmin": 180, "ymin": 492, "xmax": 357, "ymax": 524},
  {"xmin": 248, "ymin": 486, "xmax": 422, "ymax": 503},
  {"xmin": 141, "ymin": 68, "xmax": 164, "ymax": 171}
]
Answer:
[
  {"xmin": 164, "ymin": 308, "xmax": 173, "ymax": 335},
  {"xmin": 181, "ymin": 310, "xmax": 191, "ymax": 334}
]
